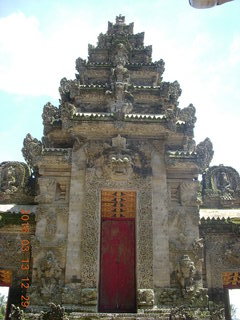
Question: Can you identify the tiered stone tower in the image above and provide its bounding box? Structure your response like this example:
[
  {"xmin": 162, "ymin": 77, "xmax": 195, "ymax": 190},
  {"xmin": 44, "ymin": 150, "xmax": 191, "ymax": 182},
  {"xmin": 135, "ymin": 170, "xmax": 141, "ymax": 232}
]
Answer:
[
  {"xmin": 23, "ymin": 14, "xmax": 213, "ymax": 314},
  {"xmin": 5, "ymin": 15, "xmax": 238, "ymax": 320}
]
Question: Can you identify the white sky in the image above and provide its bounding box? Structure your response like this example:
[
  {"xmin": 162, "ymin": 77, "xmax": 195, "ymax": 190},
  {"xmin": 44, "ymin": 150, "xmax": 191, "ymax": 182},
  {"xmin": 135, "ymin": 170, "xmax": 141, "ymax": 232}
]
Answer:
[{"xmin": 229, "ymin": 289, "xmax": 240, "ymax": 320}]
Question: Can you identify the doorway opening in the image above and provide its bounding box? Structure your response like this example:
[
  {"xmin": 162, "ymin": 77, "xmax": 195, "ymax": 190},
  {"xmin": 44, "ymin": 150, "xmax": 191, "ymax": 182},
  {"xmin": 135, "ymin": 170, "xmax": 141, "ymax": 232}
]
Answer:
[{"xmin": 99, "ymin": 190, "xmax": 136, "ymax": 313}]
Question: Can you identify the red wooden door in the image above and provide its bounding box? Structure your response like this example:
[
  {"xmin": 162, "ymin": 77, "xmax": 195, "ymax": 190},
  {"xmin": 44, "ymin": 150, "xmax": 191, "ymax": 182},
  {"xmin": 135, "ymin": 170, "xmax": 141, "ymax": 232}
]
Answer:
[
  {"xmin": 99, "ymin": 191, "xmax": 136, "ymax": 313},
  {"xmin": 99, "ymin": 219, "xmax": 136, "ymax": 313}
]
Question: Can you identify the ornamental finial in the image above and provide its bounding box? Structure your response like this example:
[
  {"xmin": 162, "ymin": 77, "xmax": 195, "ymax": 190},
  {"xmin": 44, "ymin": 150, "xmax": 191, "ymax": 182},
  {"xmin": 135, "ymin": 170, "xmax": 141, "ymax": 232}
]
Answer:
[{"xmin": 116, "ymin": 14, "xmax": 125, "ymax": 24}]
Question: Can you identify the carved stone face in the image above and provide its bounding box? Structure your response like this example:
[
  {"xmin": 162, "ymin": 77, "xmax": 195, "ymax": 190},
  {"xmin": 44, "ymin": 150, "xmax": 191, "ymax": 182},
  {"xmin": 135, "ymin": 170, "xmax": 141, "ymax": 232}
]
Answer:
[
  {"xmin": 104, "ymin": 153, "xmax": 133, "ymax": 180},
  {"xmin": 179, "ymin": 255, "xmax": 195, "ymax": 278}
]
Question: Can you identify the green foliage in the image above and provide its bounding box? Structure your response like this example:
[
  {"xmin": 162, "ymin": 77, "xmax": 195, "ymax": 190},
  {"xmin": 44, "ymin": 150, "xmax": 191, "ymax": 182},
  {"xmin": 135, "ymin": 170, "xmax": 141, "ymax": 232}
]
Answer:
[
  {"xmin": 0, "ymin": 212, "xmax": 35, "ymax": 228},
  {"xmin": 0, "ymin": 294, "xmax": 7, "ymax": 320}
]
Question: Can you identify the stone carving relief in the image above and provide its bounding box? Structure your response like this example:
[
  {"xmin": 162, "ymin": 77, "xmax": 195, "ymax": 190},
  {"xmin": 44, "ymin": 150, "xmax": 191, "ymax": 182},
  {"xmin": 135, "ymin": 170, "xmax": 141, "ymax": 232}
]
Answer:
[
  {"xmin": 91, "ymin": 135, "xmax": 147, "ymax": 181},
  {"xmin": 62, "ymin": 284, "xmax": 81, "ymax": 304},
  {"xmin": 60, "ymin": 102, "xmax": 76, "ymax": 120},
  {"xmin": 175, "ymin": 255, "xmax": 198, "ymax": 296},
  {"xmin": 42, "ymin": 102, "xmax": 60, "ymax": 135},
  {"xmin": 30, "ymin": 251, "xmax": 63, "ymax": 304},
  {"xmin": 106, "ymin": 64, "xmax": 134, "ymax": 115},
  {"xmin": 160, "ymin": 80, "xmax": 182, "ymax": 109},
  {"xmin": 22, "ymin": 133, "xmax": 42, "ymax": 169},
  {"xmin": 180, "ymin": 181, "xmax": 198, "ymax": 206},
  {"xmin": 183, "ymin": 137, "xmax": 196, "ymax": 153},
  {"xmin": 80, "ymin": 288, "xmax": 97, "ymax": 305},
  {"xmin": 55, "ymin": 183, "xmax": 67, "ymax": 201},
  {"xmin": 196, "ymin": 137, "xmax": 214, "ymax": 173},
  {"xmin": 168, "ymin": 206, "xmax": 199, "ymax": 251},
  {"xmin": 169, "ymin": 305, "xmax": 210, "ymax": 320},
  {"xmin": 192, "ymin": 238, "xmax": 204, "ymax": 264},
  {"xmin": 178, "ymin": 104, "xmax": 197, "ymax": 128},
  {"xmin": 32, "ymin": 213, "xmax": 57, "ymax": 243},
  {"xmin": 224, "ymin": 239, "xmax": 240, "ymax": 265},
  {"xmin": 202, "ymin": 164, "xmax": 240, "ymax": 208},
  {"xmin": 75, "ymin": 57, "xmax": 87, "ymax": 84},
  {"xmin": 111, "ymin": 63, "xmax": 130, "ymax": 83},
  {"xmin": 153, "ymin": 59, "xmax": 165, "ymax": 85},
  {"xmin": 35, "ymin": 178, "xmax": 56, "ymax": 204},
  {"xmin": 158, "ymin": 288, "xmax": 209, "ymax": 308},
  {"xmin": 107, "ymin": 15, "xmax": 134, "ymax": 38},
  {"xmin": 0, "ymin": 162, "xmax": 32, "ymax": 203},
  {"xmin": 39, "ymin": 303, "xmax": 68, "ymax": 320},
  {"xmin": 59, "ymin": 77, "xmax": 76, "ymax": 103},
  {"xmin": 102, "ymin": 37, "xmax": 135, "ymax": 115},
  {"xmin": 35, "ymin": 206, "xmax": 48, "ymax": 223},
  {"xmin": 57, "ymin": 206, "xmax": 68, "ymax": 217},
  {"xmin": 45, "ymin": 211, "xmax": 57, "ymax": 239},
  {"xmin": 137, "ymin": 289, "xmax": 154, "ymax": 306},
  {"xmin": 111, "ymin": 42, "xmax": 129, "ymax": 66}
]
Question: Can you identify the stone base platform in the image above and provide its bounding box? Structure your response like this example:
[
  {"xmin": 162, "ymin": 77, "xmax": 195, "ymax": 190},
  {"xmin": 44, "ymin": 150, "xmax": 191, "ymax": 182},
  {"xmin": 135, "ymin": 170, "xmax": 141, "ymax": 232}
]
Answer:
[{"xmin": 24, "ymin": 309, "xmax": 212, "ymax": 320}]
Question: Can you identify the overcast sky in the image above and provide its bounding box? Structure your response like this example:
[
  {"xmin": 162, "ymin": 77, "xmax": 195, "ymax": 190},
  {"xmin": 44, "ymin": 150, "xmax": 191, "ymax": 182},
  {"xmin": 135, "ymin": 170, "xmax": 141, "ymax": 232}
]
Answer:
[{"xmin": 0, "ymin": 0, "xmax": 239, "ymax": 174}]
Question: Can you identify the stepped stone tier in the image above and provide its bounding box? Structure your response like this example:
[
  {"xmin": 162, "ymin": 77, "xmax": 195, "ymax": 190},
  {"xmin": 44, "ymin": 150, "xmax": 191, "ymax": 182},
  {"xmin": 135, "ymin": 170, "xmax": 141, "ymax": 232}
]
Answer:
[{"xmin": 0, "ymin": 15, "xmax": 240, "ymax": 320}]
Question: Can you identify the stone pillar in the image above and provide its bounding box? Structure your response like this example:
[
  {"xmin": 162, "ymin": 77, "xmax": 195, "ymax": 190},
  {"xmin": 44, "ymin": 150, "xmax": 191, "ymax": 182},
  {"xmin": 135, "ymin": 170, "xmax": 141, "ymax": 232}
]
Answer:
[
  {"xmin": 151, "ymin": 143, "xmax": 170, "ymax": 287},
  {"xmin": 65, "ymin": 143, "xmax": 86, "ymax": 282}
]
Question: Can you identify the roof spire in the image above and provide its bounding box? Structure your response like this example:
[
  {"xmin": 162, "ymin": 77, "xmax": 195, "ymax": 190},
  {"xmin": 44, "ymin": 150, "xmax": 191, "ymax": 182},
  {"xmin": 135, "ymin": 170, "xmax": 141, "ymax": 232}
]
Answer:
[{"xmin": 116, "ymin": 14, "xmax": 125, "ymax": 24}]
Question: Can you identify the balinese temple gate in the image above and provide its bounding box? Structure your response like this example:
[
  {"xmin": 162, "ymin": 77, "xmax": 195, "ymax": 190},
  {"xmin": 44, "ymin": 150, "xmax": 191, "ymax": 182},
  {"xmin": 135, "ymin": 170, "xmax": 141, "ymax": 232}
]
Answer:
[{"xmin": 1, "ymin": 15, "xmax": 240, "ymax": 320}]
